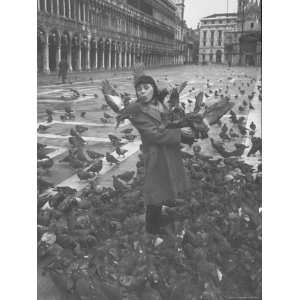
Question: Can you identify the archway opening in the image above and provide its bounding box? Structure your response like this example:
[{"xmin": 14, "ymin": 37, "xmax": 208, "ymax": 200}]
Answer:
[
  {"xmin": 49, "ymin": 31, "xmax": 59, "ymax": 72},
  {"xmin": 81, "ymin": 38, "xmax": 88, "ymax": 70},
  {"xmin": 37, "ymin": 29, "xmax": 45, "ymax": 72},
  {"xmin": 216, "ymin": 50, "xmax": 222, "ymax": 64},
  {"xmin": 71, "ymin": 35, "xmax": 79, "ymax": 71},
  {"xmin": 61, "ymin": 32, "xmax": 69, "ymax": 61}
]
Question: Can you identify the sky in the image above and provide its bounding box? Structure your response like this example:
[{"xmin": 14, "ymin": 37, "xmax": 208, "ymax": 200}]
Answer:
[{"xmin": 184, "ymin": 0, "xmax": 238, "ymax": 29}]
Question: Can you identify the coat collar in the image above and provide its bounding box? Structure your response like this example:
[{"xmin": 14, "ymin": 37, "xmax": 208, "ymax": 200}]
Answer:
[{"xmin": 139, "ymin": 103, "xmax": 162, "ymax": 122}]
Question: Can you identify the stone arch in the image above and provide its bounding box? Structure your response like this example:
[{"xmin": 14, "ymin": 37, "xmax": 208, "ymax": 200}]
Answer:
[
  {"xmin": 97, "ymin": 38, "xmax": 104, "ymax": 69},
  {"xmin": 61, "ymin": 31, "xmax": 70, "ymax": 61},
  {"xmin": 90, "ymin": 37, "xmax": 97, "ymax": 69},
  {"xmin": 111, "ymin": 40, "xmax": 116, "ymax": 69},
  {"xmin": 49, "ymin": 29, "xmax": 60, "ymax": 72},
  {"xmin": 216, "ymin": 50, "xmax": 222, "ymax": 64},
  {"xmin": 104, "ymin": 39, "xmax": 111, "ymax": 69},
  {"xmin": 71, "ymin": 34, "xmax": 80, "ymax": 71},
  {"xmin": 37, "ymin": 28, "xmax": 46, "ymax": 72},
  {"xmin": 81, "ymin": 36, "xmax": 88, "ymax": 70}
]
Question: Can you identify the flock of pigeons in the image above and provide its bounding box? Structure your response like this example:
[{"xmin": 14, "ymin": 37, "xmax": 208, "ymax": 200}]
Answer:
[{"xmin": 37, "ymin": 70, "xmax": 261, "ymax": 194}]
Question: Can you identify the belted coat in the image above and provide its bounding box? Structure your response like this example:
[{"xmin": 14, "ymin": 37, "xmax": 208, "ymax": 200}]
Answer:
[{"xmin": 128, "ymin": 101, "xmax": 190, "ymax": 206}]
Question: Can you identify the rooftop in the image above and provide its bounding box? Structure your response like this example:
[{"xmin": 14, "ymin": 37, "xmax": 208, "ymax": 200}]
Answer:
[{"xmin": 202, "ymin": 13, "xmax": 237, "ymax": 19}]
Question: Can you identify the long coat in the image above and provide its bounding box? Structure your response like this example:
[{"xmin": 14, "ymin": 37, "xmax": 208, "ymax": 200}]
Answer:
[{"xmin": 129, "ymin": 101, "xmax": 190, "ymax": 206}]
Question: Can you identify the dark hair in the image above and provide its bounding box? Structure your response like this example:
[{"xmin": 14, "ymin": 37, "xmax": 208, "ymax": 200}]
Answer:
[{"xmin": 135, "ymin": 75, "xmax": 159, "ymax": 101}]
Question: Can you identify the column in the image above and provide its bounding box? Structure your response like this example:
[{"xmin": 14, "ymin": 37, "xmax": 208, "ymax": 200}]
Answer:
[
  {"xmin": 95, "ymin": 44, "xmax": 98, "ymax": 69},
  {"xmin": 68, "ymin": 0, "xmax": 71, "ymax": 17},
  {"xmin": 132, "ymin": 51, "xmax": 135, "ymax": 66},
  {"xmin": 86, "ymin": 41, "xmax": 90, "ymax": 70},
  {"xmin": 57, "ymin": 0, "xmax": 59, "ymax": 15},
  {"xmin": 44, "ymin": 0, "xmax": 47, "ymax": 11},
  {"xmin": 128, "ymin": 49, "xmax": 131, "ymax": 69},
  {"xmin": 38, "ymin": 0, "xmax": 40, "ymax": 11},
  {"xmin": 83, "ymin": 2, "xmax": 86, "ymax": 22},
  {"xmin": 56, "ymin": 41, "xmax": 61, "ymax": 71},
  {"xmin": 77, "ymin": 44, "xmax": 81, "ymax": 71},
  {"xmin": 114, "ymin": 44, "xmax": 117, "ymax": 69},
  {"xmin": 102, "ymin": 47, "xmax": 105, "ymax": 69},
  {"xmin": 119, "ymin": 49, "xmax": 122, "ymax": 69},
  {"xmin": 124, "ymin": 46, "xmax": 127, "ymax": 69},
  {"xmin": 43, "ymin": 32, "xmax": 50, "ymax": 73},
  {"xmin": 108, "ymin": 40, "xmax": 112, "ymax": 69},
  {"xmin": 67, "ymin": 42, "xmax": 72, "ymax": 72},
  {"xmin": 63, "ymin": 0, "xmax": 66, "ymax": 16},
  {"xmin": 51, "ymin": 0, "xmax": 53, "ymax": 13}
]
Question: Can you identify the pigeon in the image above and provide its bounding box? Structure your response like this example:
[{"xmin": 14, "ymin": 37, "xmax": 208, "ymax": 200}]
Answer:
[
  {"xmin": 37, "ymin": 158, "xmax": 54, "ymax": 172},
  {"xmin": 47, "ymin": 115, "xmax": 53, "ymax": 123},
  {"xmin": 69, "ymin": 157, "xmax": 85, "ymax": 169},
  {"xmin": 86, "ymin": 150, "xmax": 104, "ymax": 160},
  {"xmin": 250, "ymin": 121, "xmax": 256, "ymax": 131},
  {"xmin": 194, "ymin": 91, "xmax": 204, "ymax": 113},
  {"xmin": 100, "ymin": 117, "xmax": 108, "ymax": 123},
  {"xmin": 108, "ymin": 134, "xmax": 121, "ymax": 144},
  {"xmin": 46, "ymin": 109, "xmax": 53, "ymax": 116},
  {"xmin": 37, "ymin": 177, "xmax": 53, "ymax": 193},
  {"xmin": 247, "ymin": 137, "xmax": 262, "ymax": 156},
  {"xmin": 60, "ymin": 115, "xmax": 67, "ymax": 121},
  {"xmin": 229, "ymin": 129, "xmax": 239, "ymax": 138},
  {"xmin": 80, "ymin": 111, "xmax": 86, "ymax": 118},
  {"xmin": 106, "ymin": 152, "xmax": 119, "ymax": 165},
  {"xmin": 68, "ymin": 136, "xmax": 85, "ymax": 148},
  {"xmin": 229, "ymin": 110, "xmax": 238, "ymax": 124},
  {"xmin": 77, "ymin": 169, "xmax": 96, "ymax": 180},
  {"xmin": 122, "ymin": 134, "xmax": 137, "ymax": 142},
  {"xmin": 59, "ymin": 150, "xmax": 75, "ymax": 163},
  {"xmin": 221, "ymin": 124, "xmax": 228, "ymax": 133},
  {"xmin": 193, "ymin": 145, "xmax": 201, "ymax": 156},
  {"xmin": 259, "ymin": 94, "xmax": 262, "ymax": 101},
  {"xmin": 104, "ymin": 112, "xmax": 113, "ymax": 119},
  {"xmin": 210, "ymin": 138, "xmax": 232, "ymax": 158},
  {"xmin": 70, "ymin": 128, "xmax": 86, "ymax": 144},
  {"xmin": 112, "ymin": 175, "xmax": 128, "ymax": 193},
  {"xmin": 242, "ymin": 100, "xmax": 248, "ymax": 107},
  {"xmin": 76, "ymin": 148, "xmax": 91, "ymax": 162},
  {"xmin": 219, "ymin": 131, "xmax": 231, "ymax": 141},
  {"xmin": 101, "ymin": 104, "xmax": 109, "ymax": 110},
  {"xmin": 238, "ymin": 124, "xmax": 248, "ymax": 136},
  {"xmin": 37, "ymin": 150, "xmax": 49, "ymax": 160},
  {"xmin": 249, "ymin": 103, "xmax": 255, "ymax": 110},
  {"xmin": 37, "ymin": 143, "xmax": 47, "ymax": 151},
  {"xmin": 120, "ymin": 128, "xmax": 134, "ymax": 134},
  {"xmin": 87, "ymin": 160, "xmax": 103, "ymax": 173},
  {"xmin": 117, "ymin": 171, "xmax": 135, "ymax": 183},
  {"xmin": 116, "ymin": 146, "xmax": 128, "ymax": 157},
  {"xmin": 64, "ymin": 107, "xmax": 73, "ymax": 114},
  {"xmin": 75, "ymin": 125, "xmax": 88, "ymax": 134},
  {"xmin": 37, "ymin": 124, "xmax": 50, "ymax": 132},
  {"xmin": 238, "ymin": 106, "xmax": 245, "ymax": 112}
]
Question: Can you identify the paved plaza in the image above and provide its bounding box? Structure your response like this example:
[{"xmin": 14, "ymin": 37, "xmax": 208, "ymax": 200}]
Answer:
[{"xmin": 37, "ymin": 64, "xmax": 261, "ymax": 195}]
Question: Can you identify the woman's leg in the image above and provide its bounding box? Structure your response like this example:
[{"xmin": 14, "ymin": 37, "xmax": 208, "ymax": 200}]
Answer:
[{"xmin": 145, "ymin": 205, "xmax": 162, "ymax": 234}]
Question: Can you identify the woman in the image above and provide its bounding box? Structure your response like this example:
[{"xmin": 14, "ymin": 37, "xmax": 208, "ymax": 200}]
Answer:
[{"xmin": 127, "ymin": 75, "xmax": 194, "ymax": 235}]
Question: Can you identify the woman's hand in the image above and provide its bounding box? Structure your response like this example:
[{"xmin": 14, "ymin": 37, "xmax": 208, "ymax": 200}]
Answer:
[{"xmin": 181, "ymin": 128, "xmax": 197, "ymax": 146}]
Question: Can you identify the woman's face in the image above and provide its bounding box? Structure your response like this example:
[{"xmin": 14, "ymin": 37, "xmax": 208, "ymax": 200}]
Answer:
[{"xmin": 136, "ymin": 83, "xmax": 154, "ymax": 104}]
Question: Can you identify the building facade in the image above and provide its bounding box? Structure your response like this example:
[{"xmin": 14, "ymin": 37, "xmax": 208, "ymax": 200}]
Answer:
[
  {"xmin": 224, "ymin": 0, "xmax": 261, "ymax": 66},
  {"xmin": 174, "ymin": 0, "xmax": 185, "ymax": 65},
  {"xmin": 198, "ymin": 13, "xmax": 238, "ymax": 65},
  {"xmin": 37, "ymin": 0, "xmax": 182, "ymax": 73}
]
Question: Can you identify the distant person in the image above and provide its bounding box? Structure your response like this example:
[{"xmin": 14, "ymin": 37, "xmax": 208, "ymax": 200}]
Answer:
[{"xmin": 58, "ymin": 58, "xmax": 69, "ymax": 84}]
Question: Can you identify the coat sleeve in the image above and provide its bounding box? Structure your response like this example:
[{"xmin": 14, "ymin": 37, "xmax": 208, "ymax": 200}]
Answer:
[{"xmin": 130, "ymin": 113, "xmax": 181, "ymax": 145}]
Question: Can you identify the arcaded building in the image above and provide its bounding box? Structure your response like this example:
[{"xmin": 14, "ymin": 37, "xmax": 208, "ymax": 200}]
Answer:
[{"xmin": 37, "ymin": 0, "xmax": 180, "ymax": 73}]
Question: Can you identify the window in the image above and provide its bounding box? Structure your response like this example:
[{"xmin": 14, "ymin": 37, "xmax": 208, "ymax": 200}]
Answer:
[
  {"xmin": 250, "ymin": 22, "xmax": 254, "ymax": 29},
  {"xmin": 209, "ymin": 54, "xmax": 213, "ymax": 61},
  {"xmin": 40, "ymin": 0, "xmax": 45, "ymax": 11},
  {"xmin": 218, "ymin": 30, "xmax": 222, "ymax": 46},
  {"xmin": 59, "ymin": 0, "xmax": 64, "ymax": 16},
  {"xmin": 203, "ymin": 40, "xmax": 206, "ymax": 46},
  {"xmin": 210, "ymin": 30, "xmax": 214, "ymax": 46},
  {"xmin": 202, "ymin": 54, "xmax": 206, "ymax": 61},
  {"xmin": 211, "ymin": 21, "xmax": 214, "ymax": 24},
  {"xmin": 219, "ymin": 20, "xmax": 222, "ymax": 24}
]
